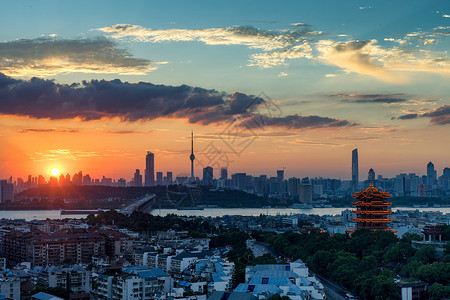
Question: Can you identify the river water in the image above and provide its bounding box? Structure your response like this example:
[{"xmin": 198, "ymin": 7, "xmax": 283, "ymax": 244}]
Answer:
[{"xmin": 0, "ymin": 207, "xmax": 448, "ymax": 221}]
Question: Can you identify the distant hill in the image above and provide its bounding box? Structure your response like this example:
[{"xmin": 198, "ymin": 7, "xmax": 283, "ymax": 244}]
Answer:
[{"xmin": 10, "ymin": 185, "xmax": 279, "ymax": 210}]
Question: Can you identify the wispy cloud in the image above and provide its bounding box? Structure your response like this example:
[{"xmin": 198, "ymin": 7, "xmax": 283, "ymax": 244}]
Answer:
[
  {"xmin": 96, "ymin": 24, "xmax": 320, "ymax": 68},
  {"xmin": 316, "ymin": 38, "xmax": 450, "ymax": 83},
  {"xmin": 0, "ymin": 37, "xmax": 162, "ymax": 77},
  {"xmin": 0, "ymin": 73, "xmax": 353, "ymax": 131},
  {"xmin": 32, "ymin": 149, "xmax": 100, "ymax": 161},
  {"xmin": 96, "ymin": 23, "xmax": 450, "ymax": 83},
  {"xmin": 18, "ymin": 128, "xmax": 80, "ymax": 134},
  {"xmin": 383, "ymin": 26, "xmax": 450, "ymax": 46}
]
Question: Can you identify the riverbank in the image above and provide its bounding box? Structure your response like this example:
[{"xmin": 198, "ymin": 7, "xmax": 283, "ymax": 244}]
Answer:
[{"xmin": 1, "ymin": 206, "xmax": 449, "ymax": 221}]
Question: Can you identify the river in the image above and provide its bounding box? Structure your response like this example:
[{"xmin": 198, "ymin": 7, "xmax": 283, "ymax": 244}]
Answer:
[{"xmin": 0, "ymin": 207, "xmax": 448, "ymax": 221}]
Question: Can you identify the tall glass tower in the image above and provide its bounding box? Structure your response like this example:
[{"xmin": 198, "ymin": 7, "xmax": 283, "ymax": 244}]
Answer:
[
  {"xmin": 427, "ymin": 161, "xmax": 436, "ymax": 186},
  {"xmin": 145, "ymin": 151, "xmax": 154, "ymax": 186},
  {"xmin": 352, "ymin": 148, "xmax": 359, "ymax": 191}
]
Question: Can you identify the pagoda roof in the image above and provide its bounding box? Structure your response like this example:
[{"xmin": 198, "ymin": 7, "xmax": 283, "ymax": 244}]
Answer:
[{"xmin": 352, "ymin": 183, "xmax": 392, "ymax": 200}]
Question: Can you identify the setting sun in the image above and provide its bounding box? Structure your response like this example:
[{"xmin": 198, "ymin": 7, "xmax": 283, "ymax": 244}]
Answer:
[{"xmin": 50, "ymin": 167, "xmax": 61, "ymax": 176}]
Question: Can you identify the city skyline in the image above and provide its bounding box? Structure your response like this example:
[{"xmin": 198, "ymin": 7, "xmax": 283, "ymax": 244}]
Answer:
[
  {"xmin": 4, "ymin": 151, "xmax": 449, "ymax": 185},
  {"xmin": 1, "ymin": 0, "xmax": 449, "ymax": 180}
]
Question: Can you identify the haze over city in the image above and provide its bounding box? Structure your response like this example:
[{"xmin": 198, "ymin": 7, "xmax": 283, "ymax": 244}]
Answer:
[{"xmin": 1, "ymin": 0, "xmax": 449, "ymax": 180}]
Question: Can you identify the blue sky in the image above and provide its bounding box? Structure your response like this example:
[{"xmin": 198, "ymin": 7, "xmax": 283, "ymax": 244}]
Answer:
[{"xmin": 0, "ymin": 0, "xmax": 449, "ymax": 180}]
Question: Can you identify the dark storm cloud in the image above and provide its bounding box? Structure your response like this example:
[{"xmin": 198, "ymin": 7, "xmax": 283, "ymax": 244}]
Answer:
[
  {"xmin": 422, "ymin": 105, "xmax": 450, "ymax": 125},
  {"xmin": 397, "ymin": 113, "xmax": 419, "ymax": 120},
  {"xmin": 0, "ymin": 73, "xmax": 353, "ymax": 129},
  {"xmin": 333, "ymin": 93, "xmax": 409, "ymax": 104},
  {"xmin": 242, "ymin": 114, "xmax": 355, "ymax": 129},
  {"xmin": 397, "ymin": 105, "xmax": 450, "ymax": 125}
]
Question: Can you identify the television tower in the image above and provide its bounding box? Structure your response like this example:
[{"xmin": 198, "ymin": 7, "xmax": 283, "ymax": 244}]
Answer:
[{"xmin": 190, "ymin": 131, "xmax": 195, "ymax": 182}]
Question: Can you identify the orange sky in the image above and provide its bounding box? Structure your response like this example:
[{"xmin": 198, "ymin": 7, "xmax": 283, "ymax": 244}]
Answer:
[{"xmin": 1, "ymin": 113, "xmax": 449, "ymax": 182}]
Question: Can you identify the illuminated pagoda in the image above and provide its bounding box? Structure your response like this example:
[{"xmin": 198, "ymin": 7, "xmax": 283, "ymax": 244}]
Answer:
[{"xmin": 351, "ymin": 183, "xmax": 395, "ymax": 232}]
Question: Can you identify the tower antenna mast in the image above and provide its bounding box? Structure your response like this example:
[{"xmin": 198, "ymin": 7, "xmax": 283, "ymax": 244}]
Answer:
[{"xmin": 190, "ymin": 131, "xmax": 195, "ymax": 183}]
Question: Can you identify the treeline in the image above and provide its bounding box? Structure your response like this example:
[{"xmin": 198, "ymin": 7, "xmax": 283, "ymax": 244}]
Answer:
[
  {"xmin": 263, "ymin": 228, "xmax": 450, "ymax": 300},
  {"xmin": 86, "ymin": 210, "xmax": 214, "ymax": 236},
  {"xmin": 15, "ymin": 185, "xmax": 279, "ymax": 208}
]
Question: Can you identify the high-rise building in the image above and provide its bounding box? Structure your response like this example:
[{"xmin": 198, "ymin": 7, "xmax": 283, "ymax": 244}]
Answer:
[
  {"xmin": 0, "ymin": 180, "xmax": 14, "ymax": 203},
  {"xmin": 190, "ymin": 131, "xmax": 195, "ymax": 183},
  {"xmin": 72, "ymin": 171, "xmax": 82, "ymax": 186},
  {"xmin": 156, "ymin": 172, "xmax": 163, "ymax": 186},
  {"xmin": 300, "ymin": 178, "xmax": 312, "ymax": 203},
  {"xmin": 288, "ymin": 177, "xmax": 300, "ymax": 199},
  {"xmin": 368, "ymin": 168, "xmax": 375, "ymax": 182},
  {"xmin": 221, "ymin": 167, "xmax": 228, "ymax": 180},
  {"xmin": 166, "ymin": 172, "xmax": 173, "ymax": 185},
  {"xmin": 352, "ymin": 148, "xmax": 359, "ymax": 191},
  {"xmin": 145, "ymin": 151, "xmax": 155, "ymax": 186},
  {"xmin": 232, "ymin": 173, "xmax": 247, "ymax": 190},
  {"xmin": 118, "ymin": 178, "xmax": 127, "ymax": 187},
  {"xmin": 133, "ymin": 169, "xmax": 142, "ymax": 187},
  {"xmin": 277, "ymin": 170, "xmax": 284, "ymax": 181},
  {"xmin": 203, "ymin": 166, "xmax": 213, "ymax": 186},
  {"xmin": 443, "ymin": 167, "xmax": 450, "ymax": 178},
  {"xmin": 427, "ymin": 161, "xmax": 436, "ymax": 186},
  {"xmin": 82, "ymin": 174, "xmax": 91, "ymax": 185}
]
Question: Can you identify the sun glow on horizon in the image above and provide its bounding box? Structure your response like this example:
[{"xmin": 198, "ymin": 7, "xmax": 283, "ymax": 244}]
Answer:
[{"xmin": 50, "ymin": 167, "xmax": 61, "ymax": 176}]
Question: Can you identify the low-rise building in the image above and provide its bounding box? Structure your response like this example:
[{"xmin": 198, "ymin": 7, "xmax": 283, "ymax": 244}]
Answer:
[
  {"xmin": 0, "ymin": 273, "xmax": 21, "ymax": 300},
  {"xmin": 235, "ymin": 260, "xmax": 325, "ymax": 300},
  {"xmin": 95, "ymin": 266, "xmax": 172, "ymax": 300},
  {"xmin": 29, "ymin": 265, "xmax": 91, "ymax": 293}
]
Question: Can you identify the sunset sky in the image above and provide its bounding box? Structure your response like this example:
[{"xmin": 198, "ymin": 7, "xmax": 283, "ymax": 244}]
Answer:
[{"xmin": 1, "ymin": 0, "xmax": 449, "ymax": 181}]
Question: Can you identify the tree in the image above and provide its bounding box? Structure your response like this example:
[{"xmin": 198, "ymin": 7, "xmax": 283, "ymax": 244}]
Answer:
[
  {"xmin": 427, "ymin": 283, "xmax": 450, "ymax": 300},
  {"xmin": 360, "ymin": 255, "xmax": 378, "ymax": 273},
  {"xmin": 401, "ymin": 232, "xmax": 422, "ymax": 243},
  {"xmin": 413, "ymin": 245, "xmax": 437, "ymax": 264},
  {"xmin": 383, "ymin": 243, "xmax": 416, "ymax": 264},
  {"xmin": 401, "ymin": 260, "xmax": 423, "ymax": 278},
  {"xmin": 308, "ymin": 250, "xmax": 334, "ymax": 275},
  {"xmin": 444, "ymin": 242, "xmax": 450, "ymax": 256}
]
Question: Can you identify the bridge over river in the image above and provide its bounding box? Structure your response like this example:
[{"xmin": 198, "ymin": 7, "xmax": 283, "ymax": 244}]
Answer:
[{"xmin": 120, "ymin": 194, "xmax": 155, "ymax": 215}]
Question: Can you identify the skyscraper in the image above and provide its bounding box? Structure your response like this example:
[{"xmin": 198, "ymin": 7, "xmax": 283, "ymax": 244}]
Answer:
[
  {"xmin": 166, "ymin": 172, "xmax": 173, "ymax": 185},
  {"xmin": 277, "ymin": 170, "xmax": 284, "ymax": 181},
  {"xmin": 288, "ymin": 177, "xmax": 300, "ymax": 199},
  {"xmin": 427, "ymin": 161, "xmax": 436, "ymax": 186},
  {"xmin": 156, "ymin": 172, "xmax": 163, "ymax": 186},
  {"xmin": 203, "ymin": 166, "xmax": 213, "ymax": 186},
  {"xmin": 0, "ymin": 180, "xmax": 14, "ymax": 203},
  {"xmin": 145, "ymin": 151, "xmax": 155, "ymax": 187},
  {"xmin": 368, "ymin": 168, "xmax": 375, "ymax": 182},
  {"xmin": 220, "ymin": 167, "xmax": 228, "ymax": 180},
  {"xmin": 300, "ymin": 178, "xmax": 312, "ymax": 203},
  {"xmin": 352, "ymin": 148, "xmax": 359, "ymax": 191},
  {"xmin": 133, "ymin": 169, "xmax": 142, "ymax": 187},
  {"xmin": 190, "ymin": 131, "xmax": 195, "ymax": 183}
]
